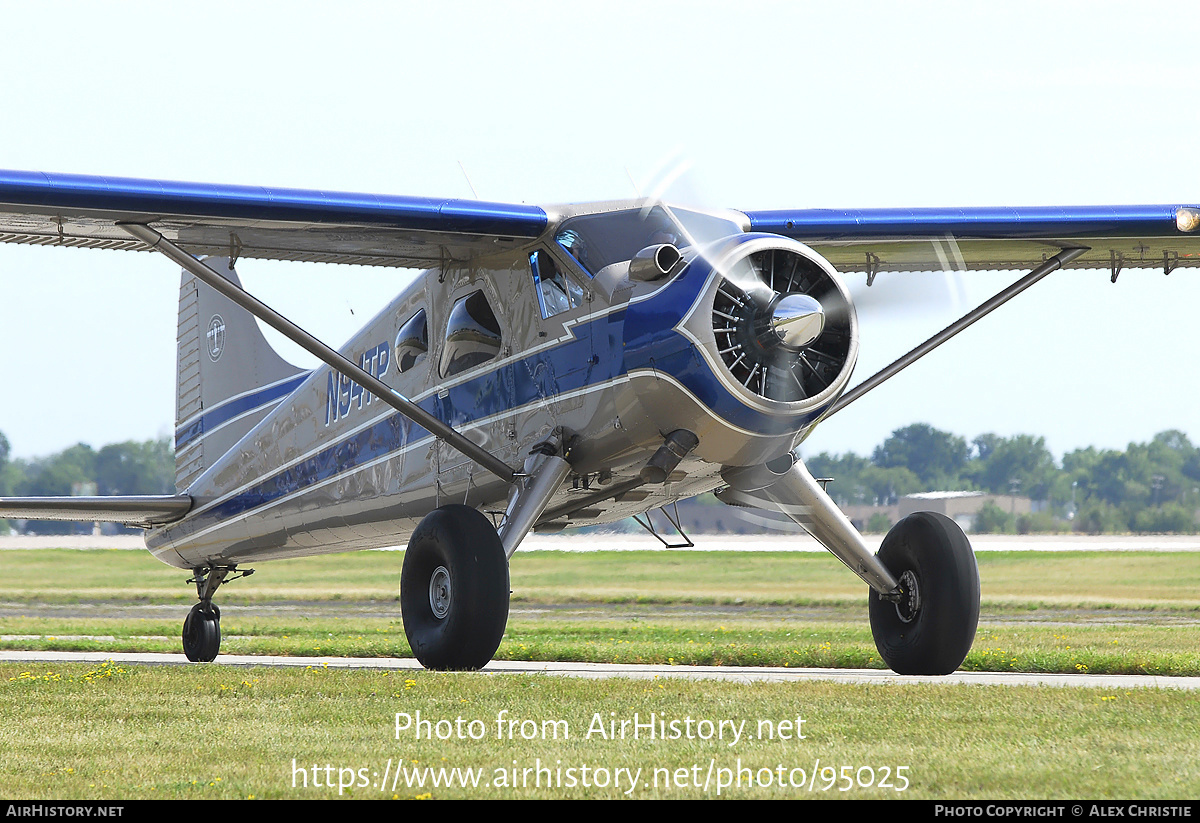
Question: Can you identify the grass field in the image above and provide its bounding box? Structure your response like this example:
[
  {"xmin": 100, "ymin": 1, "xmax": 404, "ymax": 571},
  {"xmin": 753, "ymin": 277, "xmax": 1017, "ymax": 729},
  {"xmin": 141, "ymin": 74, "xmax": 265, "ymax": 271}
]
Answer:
[
  {"xmin": 3, "ymin": 545, "xmax": 1200, "ymax": 799},
  {"xmin": 512, "ymin": 546, "xmax": 1200, "ymax": 612},
  {"xmin": 8, "ymin": 546, "xmax": 1200, "ymax": 610},
  {"xmin": 4, "ymin": 547, "xmax": 1200, "ymax": 675},
  {"xmin": 3, "ymin": 662, "xmax": 1199, "ymax": 799}
]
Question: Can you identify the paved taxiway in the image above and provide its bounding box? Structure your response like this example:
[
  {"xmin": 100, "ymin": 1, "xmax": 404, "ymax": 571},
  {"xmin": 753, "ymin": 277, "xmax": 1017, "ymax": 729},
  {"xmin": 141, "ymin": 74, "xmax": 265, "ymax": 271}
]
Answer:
[{"xmin": 3, "ymin": 650, "xmax": 1198, "ymax": 690}]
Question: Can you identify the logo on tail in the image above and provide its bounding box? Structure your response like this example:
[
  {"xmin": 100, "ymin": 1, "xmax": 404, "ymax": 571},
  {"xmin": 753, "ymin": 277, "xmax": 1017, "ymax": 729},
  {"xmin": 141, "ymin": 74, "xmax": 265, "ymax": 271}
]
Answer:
[{"xmin": 207, "ymin": 315, "xmax": 226, "ymax": 361}]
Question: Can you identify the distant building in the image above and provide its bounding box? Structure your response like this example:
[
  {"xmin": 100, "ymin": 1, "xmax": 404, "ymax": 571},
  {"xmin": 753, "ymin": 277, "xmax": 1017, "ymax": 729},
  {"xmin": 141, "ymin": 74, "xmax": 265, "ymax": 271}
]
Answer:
[{"xmin": 843, "ymin": 491, "xmax": 1032, "ymax": 533}]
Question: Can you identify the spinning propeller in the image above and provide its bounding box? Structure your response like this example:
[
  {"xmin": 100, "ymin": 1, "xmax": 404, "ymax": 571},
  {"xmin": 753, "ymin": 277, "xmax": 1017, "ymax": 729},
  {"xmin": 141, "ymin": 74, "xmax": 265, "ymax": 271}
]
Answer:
[
  {"xmin": 709, "ymin": 245, "xmax": 853, "ymax": 402},
  {"xmin": 627, "ymin": 154, "xmax": 971, "ymax": 405}
]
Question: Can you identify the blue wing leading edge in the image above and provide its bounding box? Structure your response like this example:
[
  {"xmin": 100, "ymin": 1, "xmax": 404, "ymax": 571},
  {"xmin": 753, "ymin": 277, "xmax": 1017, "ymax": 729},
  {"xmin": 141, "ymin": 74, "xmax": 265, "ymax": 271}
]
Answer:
[{"xmin": 0, "ymin": 169, "xmax": 1197, "ymax": 272}]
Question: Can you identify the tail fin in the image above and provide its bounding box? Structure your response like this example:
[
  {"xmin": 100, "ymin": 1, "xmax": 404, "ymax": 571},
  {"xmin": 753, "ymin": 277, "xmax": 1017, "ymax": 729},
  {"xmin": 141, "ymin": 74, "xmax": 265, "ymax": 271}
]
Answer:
[{"xmin": 174, "ymin": 258, "xmax": 307, "ymax": 490}]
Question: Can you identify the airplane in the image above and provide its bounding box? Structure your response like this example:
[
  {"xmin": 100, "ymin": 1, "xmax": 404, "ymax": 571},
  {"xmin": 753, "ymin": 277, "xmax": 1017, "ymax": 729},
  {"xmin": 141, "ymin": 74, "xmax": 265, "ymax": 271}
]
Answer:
[{"xmin": 1, "ymin": 169, "xmax": 1198, "ymax": 675}]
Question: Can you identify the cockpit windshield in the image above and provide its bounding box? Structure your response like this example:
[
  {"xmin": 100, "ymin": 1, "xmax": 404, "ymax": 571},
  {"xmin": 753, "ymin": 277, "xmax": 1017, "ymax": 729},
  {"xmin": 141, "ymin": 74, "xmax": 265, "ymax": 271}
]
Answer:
[{"xmin": 554, "ymin": 206, "xmax": 742, "ymax": 276}]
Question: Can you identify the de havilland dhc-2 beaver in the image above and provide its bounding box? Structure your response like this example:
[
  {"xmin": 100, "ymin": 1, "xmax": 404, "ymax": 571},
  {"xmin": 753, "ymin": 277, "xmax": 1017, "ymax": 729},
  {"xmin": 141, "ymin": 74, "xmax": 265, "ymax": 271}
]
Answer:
[{"xmin": 1, "ymin": 169, "xmax": 1198, "ymax": 674}]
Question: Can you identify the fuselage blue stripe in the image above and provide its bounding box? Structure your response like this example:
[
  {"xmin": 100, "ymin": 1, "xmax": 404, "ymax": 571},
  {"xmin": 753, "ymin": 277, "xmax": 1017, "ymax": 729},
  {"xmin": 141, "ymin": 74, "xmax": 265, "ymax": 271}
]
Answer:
[
  {"xmin": 175, "ymin": 374, "xmax": 310, "ymax": 450},
  {"xmin": 167, "ymin": 267, "xmax": 826, "ymax": 539}
]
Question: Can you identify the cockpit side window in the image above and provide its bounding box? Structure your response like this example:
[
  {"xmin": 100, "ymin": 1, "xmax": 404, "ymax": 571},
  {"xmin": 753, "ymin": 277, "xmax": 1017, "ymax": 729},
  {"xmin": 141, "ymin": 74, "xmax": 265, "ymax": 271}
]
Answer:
[
  {"xmin": 394, "ymin": 308, "xmax": 428, "ymax": 374},
  {"xmin": 555, "ymin": 228, "xmax": 591, "ymax": 273},
  {"xmin": 440, "ymin": 290, "xmax": 503, "ymax": 378},
  {"xmin": 530, "ymin": 249, "xmax": 584, "ymax": 318}
]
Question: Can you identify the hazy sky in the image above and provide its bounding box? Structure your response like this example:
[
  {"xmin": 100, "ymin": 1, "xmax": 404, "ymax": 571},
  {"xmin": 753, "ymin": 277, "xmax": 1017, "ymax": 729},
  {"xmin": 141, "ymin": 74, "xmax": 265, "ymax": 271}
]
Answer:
[{"xmin": 2, "ymin": 1, "xmax": 1198, "ymax": 461}]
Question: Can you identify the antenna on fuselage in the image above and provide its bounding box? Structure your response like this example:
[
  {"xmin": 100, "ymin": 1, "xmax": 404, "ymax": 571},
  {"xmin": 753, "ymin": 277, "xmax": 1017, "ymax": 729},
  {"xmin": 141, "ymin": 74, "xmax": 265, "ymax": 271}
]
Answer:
[
  {"xmin": 457, "ymin": 161, "xmax": 479, "ymax": 199},
  {"xmin": 625, "ymin": 166, "xmax": 641, "ymax": 197}
]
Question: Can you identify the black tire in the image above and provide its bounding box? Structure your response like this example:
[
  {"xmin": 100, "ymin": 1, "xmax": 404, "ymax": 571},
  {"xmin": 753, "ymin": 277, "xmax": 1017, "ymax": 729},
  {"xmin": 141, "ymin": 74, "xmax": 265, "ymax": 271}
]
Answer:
[
  {"xmin": 868, "ymin": 512, "xmax": 979, "ymax": 675},
  {"xmin": 182, "ymin": 602, "xmax": 221, "ymax": 663},
  {"xmin": 401, "ymin": 504, "xmax": 509, "ymax": 671}
]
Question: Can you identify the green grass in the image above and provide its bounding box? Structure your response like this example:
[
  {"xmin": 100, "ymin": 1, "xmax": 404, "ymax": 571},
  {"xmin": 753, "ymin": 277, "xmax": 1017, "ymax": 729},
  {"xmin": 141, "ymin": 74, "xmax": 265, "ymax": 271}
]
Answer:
[
  {"xmin": 6, "ymin": 547, "xmax": 1200, "ymax": 609},
  {"xmin": 5, "ymin": 613, "xmax": 1200, "ymax": 676},
  {"xmin": 3, "ymin": 662, "xmax": 1198, "ymax": 799},
  {"xmin": 5, "ymin": 546, "xmax": 1200, "ymax": 799},
  {"xmin": 4, "ymin": 548, "xmax": 1200, "ymax": 675}
]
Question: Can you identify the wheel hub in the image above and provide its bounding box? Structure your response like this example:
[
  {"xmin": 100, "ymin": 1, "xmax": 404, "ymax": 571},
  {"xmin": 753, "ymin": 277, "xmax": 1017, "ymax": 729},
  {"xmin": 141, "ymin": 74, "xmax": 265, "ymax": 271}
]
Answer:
[
  {"xmin": 894, "ymin": 570, "xmax": 921, "ymax": 623},
  {"xmin": 429, "ymin": 565, "xmax": 452, "ymax": 619}
]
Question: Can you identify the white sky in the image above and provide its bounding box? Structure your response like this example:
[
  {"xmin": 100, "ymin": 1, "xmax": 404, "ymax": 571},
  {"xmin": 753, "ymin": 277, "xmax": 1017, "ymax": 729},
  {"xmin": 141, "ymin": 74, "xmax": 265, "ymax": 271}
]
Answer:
[{"xmin": 1, "ymin": 1, "xmax": 1198, "ymax": 461}]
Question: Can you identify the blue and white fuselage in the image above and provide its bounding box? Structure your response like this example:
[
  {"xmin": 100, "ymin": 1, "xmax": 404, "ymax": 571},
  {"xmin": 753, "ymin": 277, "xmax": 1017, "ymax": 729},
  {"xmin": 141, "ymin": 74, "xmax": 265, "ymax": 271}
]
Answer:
[{"xmin": 147, "ymin": 202, "xmax": 858, "ymax": 569}]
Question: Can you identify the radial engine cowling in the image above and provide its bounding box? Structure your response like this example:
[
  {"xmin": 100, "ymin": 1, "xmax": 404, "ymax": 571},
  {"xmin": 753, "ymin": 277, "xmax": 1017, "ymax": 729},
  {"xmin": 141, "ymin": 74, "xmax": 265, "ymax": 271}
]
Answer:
[{"xmin": 699, "ymin": 234, "xmax": 857, "ymax": 407}]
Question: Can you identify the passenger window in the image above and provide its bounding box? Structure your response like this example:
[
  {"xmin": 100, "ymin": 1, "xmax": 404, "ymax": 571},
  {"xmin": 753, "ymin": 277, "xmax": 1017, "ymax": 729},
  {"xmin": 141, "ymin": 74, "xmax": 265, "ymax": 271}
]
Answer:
[
  {"xmin": 394, "ymin": 309, "xmax": 428, "ymax": 373},
  {"xmin": 440, "ymin": 291, "xmax": 502, "ymax": 377},
  {"xmin": 531, "ymin": 250, "xmax": 584, "ymax": 318}
]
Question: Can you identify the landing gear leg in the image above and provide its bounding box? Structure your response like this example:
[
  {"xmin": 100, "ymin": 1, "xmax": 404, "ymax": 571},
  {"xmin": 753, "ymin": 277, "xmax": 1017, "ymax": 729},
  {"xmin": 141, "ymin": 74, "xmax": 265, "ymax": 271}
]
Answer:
[
  {"xmin": 401, "ymin": 435, "xmax": 572, "ymax": 670},
  {"xmin": 721, "ymin": 455, "xmax": 979, "ymax": 675},
  {"xmin": 182, "ymin": 565, "xmax": 246, "ymax": 663}
]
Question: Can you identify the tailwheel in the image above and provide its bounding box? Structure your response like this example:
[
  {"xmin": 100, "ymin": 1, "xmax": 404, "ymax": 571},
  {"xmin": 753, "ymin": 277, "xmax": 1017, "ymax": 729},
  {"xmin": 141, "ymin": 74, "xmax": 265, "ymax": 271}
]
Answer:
[
  {"xmin": 401, "ymin": 504, "xmax": 509, "ymax": 671},
  {"xmin": 868, "ymin": 512, "xmax": 980, "ymax": 675},
  {"xmin": 182, "ymin": 602, "xmax": 222, "ymax": 662}
]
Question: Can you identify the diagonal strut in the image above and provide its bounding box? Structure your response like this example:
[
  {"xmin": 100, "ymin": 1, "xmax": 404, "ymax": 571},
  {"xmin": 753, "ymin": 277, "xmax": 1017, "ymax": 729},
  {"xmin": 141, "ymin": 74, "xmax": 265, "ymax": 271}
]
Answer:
[
  {"xmin": 826, "ymin": 247, "xmax": 1088, "ymax": 417},
  {"xmin": 119, "ymin": 222, "xmax": 517, "ymax": 485}
]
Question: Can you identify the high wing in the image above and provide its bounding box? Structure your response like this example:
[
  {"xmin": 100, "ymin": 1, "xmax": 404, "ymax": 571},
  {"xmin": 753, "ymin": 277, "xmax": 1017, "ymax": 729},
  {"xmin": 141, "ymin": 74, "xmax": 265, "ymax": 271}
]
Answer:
[
  {"xmin": 744, "ymin": 205, "xmax": 1200, "ymax": 275},
  {"xmin": 4, "ymin": 169, "xmax": 1198, "ymax": 274},
  {"xmin": 0, "ymin": 170, "xmax": 548, "ymax": 268},
  {"xmin": 0, "ymin": 170, "xmax": 552, "ymax": 528}
]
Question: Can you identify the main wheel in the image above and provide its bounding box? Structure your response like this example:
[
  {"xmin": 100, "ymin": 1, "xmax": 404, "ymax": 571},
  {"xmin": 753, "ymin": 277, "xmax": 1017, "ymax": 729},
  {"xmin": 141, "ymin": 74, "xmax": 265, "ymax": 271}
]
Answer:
[
  {"xmin": 401, "ymin": 504, "xmax": 509, "ymax": 670},
  {"xmin": 868, "ymin": 512, "xmax": 979, "ymax": 675},
  {"xmin": 182, "ymin": 602, "xmax": 221, "ymax": 662}
]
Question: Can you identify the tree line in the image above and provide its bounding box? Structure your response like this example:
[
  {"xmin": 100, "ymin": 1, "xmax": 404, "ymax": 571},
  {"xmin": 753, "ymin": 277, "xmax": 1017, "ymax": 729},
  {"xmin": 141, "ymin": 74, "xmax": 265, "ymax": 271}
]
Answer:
[
  {"xmin": 3, "ymin": 424, "xmax": 1198, "ymax": 535},
  {"xmin": 803, "ymin": 424, "xmax": 1200, "ymax": 534}
]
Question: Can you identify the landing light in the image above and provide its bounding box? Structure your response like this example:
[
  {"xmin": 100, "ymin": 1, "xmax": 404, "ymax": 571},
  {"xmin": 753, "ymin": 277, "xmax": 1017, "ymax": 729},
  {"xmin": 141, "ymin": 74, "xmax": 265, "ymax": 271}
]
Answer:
[{"xmin": 1177, "ymin": 207, "xmax": 1200, "ymax": 233}]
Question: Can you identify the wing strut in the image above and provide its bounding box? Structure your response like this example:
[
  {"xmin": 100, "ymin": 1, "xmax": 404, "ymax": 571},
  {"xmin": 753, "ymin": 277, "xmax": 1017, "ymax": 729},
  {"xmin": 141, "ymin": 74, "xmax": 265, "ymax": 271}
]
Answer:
[
  {"xmin": 118, "ymin": 223, "xmax": 518, "ymax": 486},
  {"xmin": 825, "ymin": 246, "xmax": 1088, "ymax": 417}
]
